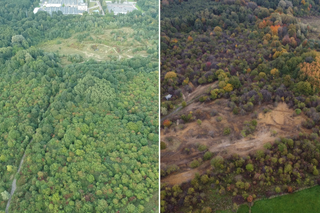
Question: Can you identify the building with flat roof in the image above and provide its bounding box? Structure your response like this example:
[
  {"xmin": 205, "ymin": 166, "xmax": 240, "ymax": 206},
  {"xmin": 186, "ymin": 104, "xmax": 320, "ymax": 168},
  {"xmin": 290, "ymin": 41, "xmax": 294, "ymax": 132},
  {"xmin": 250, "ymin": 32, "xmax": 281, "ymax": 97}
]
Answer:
[
  {"xmin": 33, "ymin": 0, "xmax": 87, "ymax": 15},
  {"xmin": 106, "ymin": 1, "xmax": 137, "ymax": 15}
]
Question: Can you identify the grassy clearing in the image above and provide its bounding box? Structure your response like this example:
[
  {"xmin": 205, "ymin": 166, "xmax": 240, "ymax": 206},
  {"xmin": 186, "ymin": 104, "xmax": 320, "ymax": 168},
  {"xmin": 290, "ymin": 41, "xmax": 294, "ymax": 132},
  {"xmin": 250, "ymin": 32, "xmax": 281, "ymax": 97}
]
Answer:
[
  {"xmin": 88, "ymin": 1, "xmax": 97, "ymax": 8},
  {"xmin": 38, "ymin": 28, "xmax": 153, "ymax": 62},
  {"xmin": 238, "ymin": 186, "xmax": 320, "ymax": 213},
  {"xmin": 237, "ymin": 204, "xmax": 249, "ymax": 213}
]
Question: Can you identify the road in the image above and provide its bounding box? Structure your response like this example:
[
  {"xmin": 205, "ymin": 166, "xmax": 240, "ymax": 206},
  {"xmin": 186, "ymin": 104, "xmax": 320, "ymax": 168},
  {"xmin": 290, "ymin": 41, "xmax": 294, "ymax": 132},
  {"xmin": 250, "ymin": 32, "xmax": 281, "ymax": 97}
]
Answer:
[
  {"xmin": 90, "ymin": 0, "xmax": 105, "ymax": 15},
  {"xmin": 5, "ymin": 140, "xmax": 32, "ymax": 213}
]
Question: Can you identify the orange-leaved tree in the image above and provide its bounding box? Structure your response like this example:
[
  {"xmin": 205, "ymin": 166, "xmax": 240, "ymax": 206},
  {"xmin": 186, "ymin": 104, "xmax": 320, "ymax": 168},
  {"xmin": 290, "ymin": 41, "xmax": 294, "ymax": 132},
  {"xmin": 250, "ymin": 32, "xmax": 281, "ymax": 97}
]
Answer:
[
  {"xmin": 300, "ymin": 52, "xmax": 320, "ymax": 88},
  {"xmin": 259, "ymin": 20, "xmax": 267, "ymax": 29},
  {"xmin": 163, "ymin": 120, "xmax": 172, "ymax": 127},
  {"xmin": 270, "ymin": 25, "xmax": 280, "ymax": 36}
]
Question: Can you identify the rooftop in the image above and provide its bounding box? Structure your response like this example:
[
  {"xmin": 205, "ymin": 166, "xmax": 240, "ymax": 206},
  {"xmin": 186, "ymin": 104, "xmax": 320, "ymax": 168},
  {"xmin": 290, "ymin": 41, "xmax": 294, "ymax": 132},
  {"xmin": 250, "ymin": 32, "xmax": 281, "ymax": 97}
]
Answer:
[
  {"xmin": 44, "ymin": 0, "xmax": 84, "ymax": 4},
  {"xmin": 39, "ymin": 6, "xmax": 85, "ymax": 15},
  {"xmin": 106, "ymin": 2, "xmax": 137, "ymax": 15}
]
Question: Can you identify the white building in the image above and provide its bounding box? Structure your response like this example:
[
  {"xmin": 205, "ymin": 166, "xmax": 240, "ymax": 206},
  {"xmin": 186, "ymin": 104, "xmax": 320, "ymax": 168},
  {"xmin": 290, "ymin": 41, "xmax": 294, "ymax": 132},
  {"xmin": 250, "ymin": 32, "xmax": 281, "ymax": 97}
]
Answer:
[{"xmin": 34, "ymin": 0, "xmax": 88, "ymax": 15}]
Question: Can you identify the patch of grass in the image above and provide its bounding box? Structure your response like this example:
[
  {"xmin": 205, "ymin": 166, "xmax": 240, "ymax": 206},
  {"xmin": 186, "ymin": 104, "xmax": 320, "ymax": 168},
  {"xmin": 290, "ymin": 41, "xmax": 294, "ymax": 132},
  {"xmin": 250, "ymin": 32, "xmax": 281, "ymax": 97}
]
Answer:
[
  {"xmin": 135, "ymin": 4, "xmax": 143, "ymax": 12},
  {"xmin": 237, "ymin": 204, "xmax": 249, "ymax": 213},
  {"xmin": 251, "ymin": 185, "xmax": 320, "ymax": 213},
  {"xmin": 38, "ymin": 28, "xmax": 153, "ymax": 61},
  {"xmin": 89, "ymin": 2, "xmax": 97, "ymax": 8}
]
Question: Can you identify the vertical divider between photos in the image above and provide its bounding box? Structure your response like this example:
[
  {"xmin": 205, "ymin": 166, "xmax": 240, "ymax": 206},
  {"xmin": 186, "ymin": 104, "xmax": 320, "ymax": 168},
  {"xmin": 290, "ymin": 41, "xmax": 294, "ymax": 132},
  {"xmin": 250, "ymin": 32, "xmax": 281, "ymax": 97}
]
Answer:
[{"xmin": 158, "ymin": 0, "xmax": 161, "ymax": 211}]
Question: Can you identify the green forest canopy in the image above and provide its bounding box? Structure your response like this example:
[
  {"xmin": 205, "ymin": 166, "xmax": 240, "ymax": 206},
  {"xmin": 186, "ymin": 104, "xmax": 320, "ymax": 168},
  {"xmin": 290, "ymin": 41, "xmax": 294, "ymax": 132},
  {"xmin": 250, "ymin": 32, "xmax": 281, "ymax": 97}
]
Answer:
[{"xmin": 0, "ymin": 0, "xmax": 159, "ymax": 212}]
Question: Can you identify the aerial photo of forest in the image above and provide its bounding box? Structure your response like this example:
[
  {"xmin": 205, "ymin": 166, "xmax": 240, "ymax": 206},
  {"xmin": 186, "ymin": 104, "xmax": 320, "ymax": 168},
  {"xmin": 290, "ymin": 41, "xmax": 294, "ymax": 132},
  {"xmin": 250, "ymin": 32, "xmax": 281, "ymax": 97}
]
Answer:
[
  {"xmin": 0, "ymin": 0, "xmax": 159, "ymax": 213},
  {"xmin": 160, "ymin": 0, "xmax": 320, "ymax": 212}
]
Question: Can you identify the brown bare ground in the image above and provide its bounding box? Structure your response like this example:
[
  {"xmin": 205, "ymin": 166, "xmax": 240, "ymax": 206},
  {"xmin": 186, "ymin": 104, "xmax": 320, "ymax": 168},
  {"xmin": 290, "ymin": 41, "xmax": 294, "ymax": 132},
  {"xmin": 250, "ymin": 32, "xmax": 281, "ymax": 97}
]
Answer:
[
  {"xmin": 161, "ymin": 102, "xmax": 309, "ymax": 186},
  {"xmin": 300, "ymin": 16, "xmax": 320, "ymax": 39},
  {"xmin": 182, "ymin": 82, "xmax": 217, "ymax": 102}
]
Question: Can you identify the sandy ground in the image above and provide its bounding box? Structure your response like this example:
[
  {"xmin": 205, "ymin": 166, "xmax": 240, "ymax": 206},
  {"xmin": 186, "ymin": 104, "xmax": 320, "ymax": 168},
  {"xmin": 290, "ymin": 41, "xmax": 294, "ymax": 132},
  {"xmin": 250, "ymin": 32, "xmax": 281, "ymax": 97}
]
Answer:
[{"xmin": 161, "ymin": 102, "xmax": 309, "ymax": 185}]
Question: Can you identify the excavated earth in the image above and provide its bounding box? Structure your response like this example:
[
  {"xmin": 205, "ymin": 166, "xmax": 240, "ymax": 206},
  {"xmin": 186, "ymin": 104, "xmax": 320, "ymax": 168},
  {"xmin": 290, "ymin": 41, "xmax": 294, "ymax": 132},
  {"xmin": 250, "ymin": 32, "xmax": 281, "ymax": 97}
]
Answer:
[{"xmin": 161, "ymin": 100, "xmax": 310, "ymax": 186}]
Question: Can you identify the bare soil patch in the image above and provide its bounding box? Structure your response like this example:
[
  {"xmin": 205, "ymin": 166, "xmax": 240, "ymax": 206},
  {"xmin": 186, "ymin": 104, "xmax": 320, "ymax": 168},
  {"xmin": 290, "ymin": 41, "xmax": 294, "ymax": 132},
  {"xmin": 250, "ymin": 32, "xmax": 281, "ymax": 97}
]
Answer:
[
  {"xmin": 300, "ymin": 16, "xmax": 320, "ymax": 39},
  {"xmin": 161, "ymin": 102, "xmax": 309, "ymax": 185}
]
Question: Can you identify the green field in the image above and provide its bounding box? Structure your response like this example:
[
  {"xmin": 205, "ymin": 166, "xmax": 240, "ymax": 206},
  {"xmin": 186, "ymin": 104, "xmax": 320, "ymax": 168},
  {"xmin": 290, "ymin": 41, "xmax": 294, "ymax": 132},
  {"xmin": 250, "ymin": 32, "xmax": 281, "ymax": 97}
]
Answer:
[
  {"xmin": 238, "ymin": 186, "xmax": 320, "ymax": 213},
  {"xmin": 237, "ymin": 205, "xmax": 249, "ymax": 213}
]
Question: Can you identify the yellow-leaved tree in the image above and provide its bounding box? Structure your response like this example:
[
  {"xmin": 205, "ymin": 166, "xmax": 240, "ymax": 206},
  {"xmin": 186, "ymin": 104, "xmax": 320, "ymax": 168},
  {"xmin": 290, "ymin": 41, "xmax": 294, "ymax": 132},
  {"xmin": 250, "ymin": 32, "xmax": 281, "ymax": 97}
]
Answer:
[
  {"xmin": 270, "ymin": 68, "xmax": 279, "ymax": 77},
  {"xmin": 165, "ymin": 71, "xmax": 177, "ymax": 79}
]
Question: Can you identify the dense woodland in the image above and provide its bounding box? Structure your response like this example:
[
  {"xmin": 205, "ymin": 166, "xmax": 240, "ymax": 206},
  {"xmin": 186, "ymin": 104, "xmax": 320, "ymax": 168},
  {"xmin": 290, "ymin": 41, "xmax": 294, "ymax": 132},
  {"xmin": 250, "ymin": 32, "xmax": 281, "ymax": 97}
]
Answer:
[
  {"xmin": 161, "ymin": 0, "xmax": 320, "ymax": 212},
  {"xmin": 0, "ymin": 0, "xmax": 159, "ymax": 212}
]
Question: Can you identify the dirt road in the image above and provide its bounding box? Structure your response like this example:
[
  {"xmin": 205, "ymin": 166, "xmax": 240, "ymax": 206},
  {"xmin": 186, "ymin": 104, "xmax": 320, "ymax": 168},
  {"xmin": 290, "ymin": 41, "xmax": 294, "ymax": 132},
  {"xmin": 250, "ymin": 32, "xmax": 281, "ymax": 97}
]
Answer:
[{"xmin": 5, "ymin": 140, "xmax": 32, "ymax": 213}]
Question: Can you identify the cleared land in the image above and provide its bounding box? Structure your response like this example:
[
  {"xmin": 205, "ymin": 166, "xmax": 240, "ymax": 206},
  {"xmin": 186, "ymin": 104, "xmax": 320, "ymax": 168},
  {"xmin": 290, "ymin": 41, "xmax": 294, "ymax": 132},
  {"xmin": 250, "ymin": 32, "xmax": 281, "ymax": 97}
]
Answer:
[
  {"xmin": 300, "ymin": 16, "xmax": 320, "ymax": 39},
  {"xmin": 38, "ymin": 27, "xmax": 152, "ymax": 64},
  {"xmin": 161, "ymin": 101, "xmax": 309, "ymax": 186}
]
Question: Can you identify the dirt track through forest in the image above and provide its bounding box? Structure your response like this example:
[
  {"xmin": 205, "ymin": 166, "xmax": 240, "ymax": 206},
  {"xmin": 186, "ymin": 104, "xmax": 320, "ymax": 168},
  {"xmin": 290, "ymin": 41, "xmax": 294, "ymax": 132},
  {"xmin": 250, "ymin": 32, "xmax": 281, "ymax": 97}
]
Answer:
[{"xmin": 5, "ymin": 140, "xmax": 32, "ymax": 213}]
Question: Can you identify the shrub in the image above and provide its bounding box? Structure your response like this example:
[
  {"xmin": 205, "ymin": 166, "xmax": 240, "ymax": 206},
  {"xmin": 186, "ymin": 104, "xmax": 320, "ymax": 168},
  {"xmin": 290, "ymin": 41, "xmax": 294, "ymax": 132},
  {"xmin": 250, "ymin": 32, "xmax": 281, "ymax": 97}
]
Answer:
[
  {"xmin": 163, "ymin": 120, "xmax": 172, "ymax": 127},
  {"xmin": 223, "ymin": 127, "xmax": 231, "ymax": 135},
  {"xmin": 190, "ymin": 159, "xmax": 200, "ymax": 168},
  {"xmin": 211, "ymin": 156, "xmax": 224, "ymax": 169},
  {"xmin": 200, "ymin": 175, "xmax": 209, "ymax": 185},
  {"xmin": 264, "ymin": 142, "xmax": 272, "ymax": 149},
  {"xmin": 161, "ymin": 142, "xmax": 167, "ymax": 150},
  {"xmin": 203, "ymin": 151, "xmax": 212, "ymax": 161},
  {"xmin": 197, "ymin": 119, "xmax": 202, "ymax": 125},
  {"xmin": 201, "ymin": 207, "xmax": 212, "ymax": 213},
  {"xmin": 166, "ymin": 165, "xmax": 179, "ymax": 175},
  {"xmin": 246, "ymin": 163, "xmax": 254, "ymax": 172},
  {"xmin": 233, "ymin": 107, "xmax": 239, "ymax": 115},
  {"xmin": 198, "ymin": 144, "xmax": 207, "ymax": 152},
  {"xmin": 216, "ymin": 116, "xmax": 222, "ymax": 122},
  {"xmin": 182, "ymin": 101, "xmax": 187, "ymax": 107},
  {"xmin": 295, "ymin": 108, "xmax": 302, "ymax": 115},
  {"xmin": 275, "ymin": 186, "xmax": 281, "ymax": 193}
]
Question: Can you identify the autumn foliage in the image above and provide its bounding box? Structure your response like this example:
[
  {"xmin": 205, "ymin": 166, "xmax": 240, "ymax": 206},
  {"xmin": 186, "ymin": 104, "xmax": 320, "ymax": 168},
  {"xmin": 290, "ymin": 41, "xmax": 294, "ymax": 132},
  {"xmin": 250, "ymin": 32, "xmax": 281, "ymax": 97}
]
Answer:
[
  {"xmin": 270, "ymin": 25, "xmax": 280, "ymax": 36},
  {"xmin": 163, "ymin": 119, "xmax": 172, "ymax": 127},
  {"xmin": 187, "ymin": 36, "xmax": 193, "ymax": 42},
  {"xmin": 258, "ymin": 19, "xmax": 272, "ymax": 29},
  {"xmin": 300, "ymin": 54, "xmax": 320, "ymax": 88},
  {"xmin": 165, "ymin": 71, "xmax": 177, "ymax": 79},
  {"xmin": 171, "ymin": 38, "xmax": 178, "ymax": 43},
  {"xmin": 270, "ymin": 68, "xmax": 280, "ymax": 76}
]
